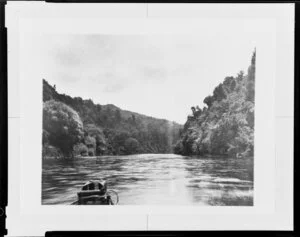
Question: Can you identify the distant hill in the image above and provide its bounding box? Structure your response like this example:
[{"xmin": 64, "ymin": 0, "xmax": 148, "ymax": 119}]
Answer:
[
  {"xmin": 174, "ymin": 50, "xmax": 256, "ymax": 158},
  {"xmin": 42, "ymin": 50, "xmax": 255, "ymax": 159},
  {"xmin": 42, "ymin": 79, "xmax": 182, "ymax": 158}
]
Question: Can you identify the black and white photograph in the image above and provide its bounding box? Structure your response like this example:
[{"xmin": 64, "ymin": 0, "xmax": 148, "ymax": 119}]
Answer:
[
  {"xmin": 41, "ymin": 34, "xmax": 255, "ymax": 206},
  {"xmin": 5, "ymin": 2, "xmax": 294, "ymax": 235}
]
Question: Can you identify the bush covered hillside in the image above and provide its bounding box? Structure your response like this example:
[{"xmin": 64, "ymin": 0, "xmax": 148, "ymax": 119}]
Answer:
[
  {"xmin": 42, "ymin": 80, "xmax": 182, "ymax": 158},
  {"xmin": 174, "ymin": 50, "xmax": 255, "ymax": 158}
]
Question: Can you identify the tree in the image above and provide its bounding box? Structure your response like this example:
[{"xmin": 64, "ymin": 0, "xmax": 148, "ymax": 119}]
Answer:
[
  {"xmin": 213, "ymin": 84, "xmax": 226, "ymax": 101},
  {"xmin": 131, "ymin": 114, "xmax": 136, "ymax": 125},
  {"xmin": 115, "ymin": 109, "xmax": 121, "ymax": 122},
  {"xmin": 174, "ymin": 141, "xmax": 184, "ymax": 154},
  {"xmin": 191, "ymin": 107, "xmax": 196, "ymax": 116},
  {"xmin": 246, "ymin": 80, "xmax": 255, "ymax": 102},
  {"xmin": 204, "ymin": 95, "xmax": 213, "ymax": 107},
  {"xmin": 237, "ymin": 70, "xmax": 244, "ymax": 81},
  {"xmin": 223, "ymin": 77, "xmax": 236, "ymax": 93},
  {"xmin": 42, "ymin": 129, "xmax": 50, "ymax": 145},
  {"xmin": 43, "ymin": 100, "xmax": 84, "ymax": 157},
  {"xmin": 195, "ymin": 106, "xmax": 202, "ymax": 117},
  {"xmin": 124, "ymin": 138, "xmax": 140, "ymax": 154},
  {"xmin": 42, "ymin": 79, "xmax": 183, "ymax": 156},
  {"xmin": 84, "ymin": 124, "xmax": 107, "ymax": 155},
  {"xmin": 84, "ymin": 135, "xmax": 97, "ymax": 156},
  {"xmin": 73, "ymin": 143, "xmax": 88, "ymax": 156},
  {"xmin": 96, "ymin": 104, "xmax": 102, "ymax": 112},
  {"xmin": 175, "ymin": 50, "xmax": 255, "ymax": 157},
  {"xmin": 246, "ymin": 50, "xmax": 256, "ymax": 102}
]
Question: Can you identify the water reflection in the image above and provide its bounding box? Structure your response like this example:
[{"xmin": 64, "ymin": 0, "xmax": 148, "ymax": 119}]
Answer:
[
  {"xmin": 42, "ymin": 154, "xmax": 253, "ymax": 205},
  {"xmin": 183, "ymin": 156, "xmax": 253, "ymax": 205}
]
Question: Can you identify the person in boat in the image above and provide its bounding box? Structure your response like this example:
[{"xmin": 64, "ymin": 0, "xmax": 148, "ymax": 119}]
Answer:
[{"xmin": 77, "ymin": 180, "xmax": 114, "ymax": 205}]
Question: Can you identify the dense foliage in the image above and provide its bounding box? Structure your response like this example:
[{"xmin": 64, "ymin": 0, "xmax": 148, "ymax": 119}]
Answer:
[
  {"xmin": 43, "ymin": 101, "xmax": 84, "ymax": 157},
  {"xmin": 42, "ymin": 80, "xmax": 182, "ymax": 158},
  {"xmin": 42, "ymin": 50, "xmax": 255, "ymax": 159},
  {"xmin": 174, "ymin": 50, "xmax": 256, "ymax": 158}
]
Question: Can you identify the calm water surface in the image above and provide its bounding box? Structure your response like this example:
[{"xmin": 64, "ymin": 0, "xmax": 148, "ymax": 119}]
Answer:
[{"xmin": 42, "ymin": 154, "xmax": 253, "ymax": 205}]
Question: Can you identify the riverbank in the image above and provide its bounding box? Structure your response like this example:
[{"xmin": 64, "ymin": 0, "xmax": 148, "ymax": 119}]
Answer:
[
  {"xmin": 43, "ymin": 153, "xmax": 253, "ymax": 160},
  {"xmin": 43, "ymin": 153, "xmax": 183, "ymax": 160}
]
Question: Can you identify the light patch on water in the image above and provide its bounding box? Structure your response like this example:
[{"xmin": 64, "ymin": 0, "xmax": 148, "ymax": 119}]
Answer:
[
  {"xmin": 42, "ymin": 154, "xmax": 253, "ymax": 205},
  {"xmin": 212, "ymin": 177, "xmax": 252, "ymax": 183}
]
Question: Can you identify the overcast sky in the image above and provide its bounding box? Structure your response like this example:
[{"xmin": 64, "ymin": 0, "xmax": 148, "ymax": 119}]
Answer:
[{"xmin": 38, "ymin": 34, "xmax": 256, "ymax": 124}]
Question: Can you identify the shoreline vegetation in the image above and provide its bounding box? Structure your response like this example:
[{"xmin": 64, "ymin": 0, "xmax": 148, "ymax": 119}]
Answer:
[
  {"xmin": 42, "ymin": 153, "xmax": 250, "ymax": 160},
  {"xmin": 42, "ymin": 80, "xmax": 182, "ymax": 159},
  {"xmin": 42, "ymin": 50, "xmax": 255, "ymax": 160},
  {"xmin": 174, "ymin": 50, "xmax": 255, "ymax": 159}
]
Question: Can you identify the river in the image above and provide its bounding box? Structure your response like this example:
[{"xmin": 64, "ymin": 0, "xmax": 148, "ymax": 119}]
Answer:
[{"xmin": 42, "ymin": 154, "xmax": 253, "ymax": 206}]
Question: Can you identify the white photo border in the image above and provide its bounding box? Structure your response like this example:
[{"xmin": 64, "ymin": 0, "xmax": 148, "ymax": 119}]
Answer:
[{"xmin": 6, "ymin": 2, "xmax": 294, "ymax": 235}]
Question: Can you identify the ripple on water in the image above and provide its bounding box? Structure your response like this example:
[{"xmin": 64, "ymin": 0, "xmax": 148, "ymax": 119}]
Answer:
[
  {"xmin": 212, "ymin": 177, "xmax": 253, "ymax": 184},
  {"xmin": 42, "ymin": 154, "xmax": 253, "ymax": 205}
]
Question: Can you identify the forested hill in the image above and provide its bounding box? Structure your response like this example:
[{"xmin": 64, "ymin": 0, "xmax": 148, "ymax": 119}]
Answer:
[
  {"xmin": 174, "ymin": 50, "xmax": 256, "ymax": 158},
  {"xmin": 42, "ymin": 80, "xmax": 182, "ymax": 158}
]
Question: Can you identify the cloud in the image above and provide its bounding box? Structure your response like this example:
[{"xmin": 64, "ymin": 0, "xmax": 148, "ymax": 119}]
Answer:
[
  {"xmin": 45, "ymin": 35, "xmax": 223, "ymax": 95},
  {"xmin": 54, "ymin": 49, "xmax": 83, "ymax": 67},
  {"xmin": 40, "ymin": 33, "xmax": 256, "ymax": 123},
  {"xmin": 141, "ymin": 66, "xmax": 167, "ymax": 81},
  {"xmin": 103, "ymin": 83, "xmax": 127, "ymax": 93}
]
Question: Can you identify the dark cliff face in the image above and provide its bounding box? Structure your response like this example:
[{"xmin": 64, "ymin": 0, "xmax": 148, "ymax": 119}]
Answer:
[
  {"xmin": 175, "ymin": 50, "xmax": 256, "ymax": 158},
  {"xmin": 42, "ymin": 79, "xmax": 182, "ymax": 157}
]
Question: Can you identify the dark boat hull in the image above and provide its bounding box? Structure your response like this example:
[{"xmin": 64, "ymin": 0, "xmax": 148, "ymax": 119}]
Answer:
[{"xmin": 71, "ymin": 195, "xmax": 114, "ymax": 205}]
